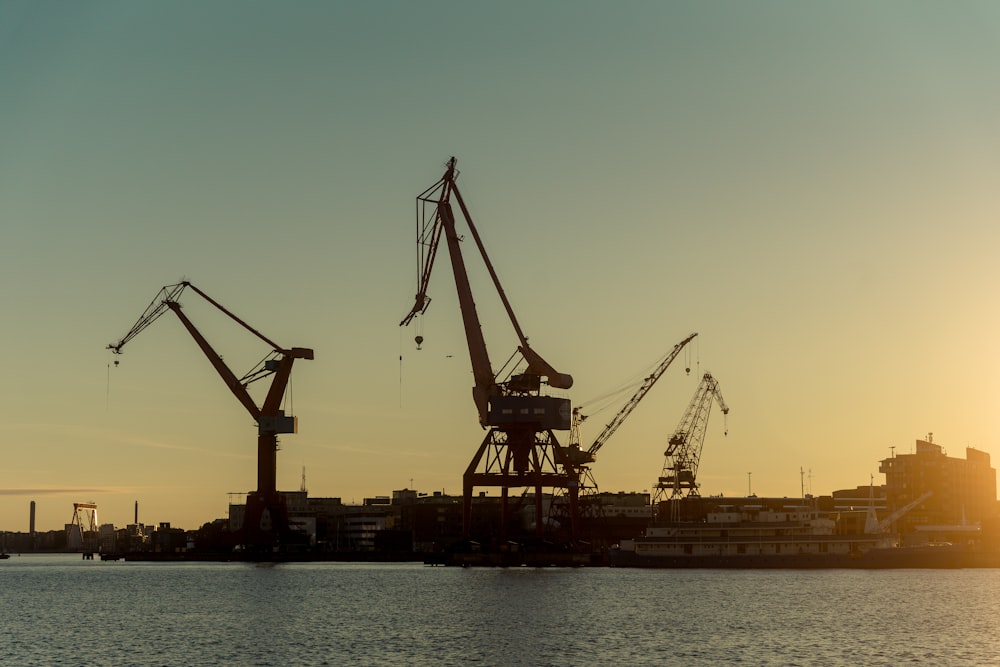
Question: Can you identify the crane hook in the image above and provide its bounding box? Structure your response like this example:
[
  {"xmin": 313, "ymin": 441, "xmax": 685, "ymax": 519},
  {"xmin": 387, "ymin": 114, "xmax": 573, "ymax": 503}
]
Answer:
[{"xmin": 415, "ymin": 335, "xmax": 424, "ymax": 350}]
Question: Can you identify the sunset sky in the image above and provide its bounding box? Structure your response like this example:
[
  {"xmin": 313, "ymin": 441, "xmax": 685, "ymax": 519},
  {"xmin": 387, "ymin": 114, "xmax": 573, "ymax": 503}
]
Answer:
[{"xmin": 3, "ymin": 2, "xmax": 1000, "ymax": 532}]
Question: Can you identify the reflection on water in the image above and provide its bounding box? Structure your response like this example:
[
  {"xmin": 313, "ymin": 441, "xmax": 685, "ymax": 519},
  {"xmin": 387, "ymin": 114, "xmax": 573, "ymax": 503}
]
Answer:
[{"xmin": 2, "ymin": 555, "xmax": 999, "ymax": 666}]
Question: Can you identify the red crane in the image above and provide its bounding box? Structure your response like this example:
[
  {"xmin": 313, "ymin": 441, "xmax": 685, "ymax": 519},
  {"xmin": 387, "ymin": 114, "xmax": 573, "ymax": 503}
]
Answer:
[
  {"xmin": 401, "ymin": 158, "xmax": 577, "ymax": 541},
  {"xmin": 108, "ymin": 281, "xmax": 314, "ymax": 550}
]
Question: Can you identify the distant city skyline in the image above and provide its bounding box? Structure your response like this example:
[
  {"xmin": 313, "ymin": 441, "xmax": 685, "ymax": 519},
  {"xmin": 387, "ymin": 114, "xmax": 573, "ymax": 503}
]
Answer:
[{"xmin": 3, "ymin": 2, "xmax": 1000, "ymax": 531}]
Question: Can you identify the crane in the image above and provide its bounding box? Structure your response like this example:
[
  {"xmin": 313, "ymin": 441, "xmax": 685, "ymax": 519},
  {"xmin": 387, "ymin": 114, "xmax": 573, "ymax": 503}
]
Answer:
[
  {"xmin": 565, "ymin": 333, "xmax": 698, "ymax": 499},
  {"xmin": 69, "ymin": 502, "xmax": 99, "ymax": 556},
  {"xmin": 652, "ymin": 372, "xmax": 729, "ymax": 519},
  {"xmin": 865, "ymin": 490, "xmax": 934, "ymax": 535},
  {"xmin": 400, "ymin": 157, "xmax": 577, "ymax": 541},
  {"xmin": 108, "ymin": 280, "xmax": 314, "ymax": 551}
]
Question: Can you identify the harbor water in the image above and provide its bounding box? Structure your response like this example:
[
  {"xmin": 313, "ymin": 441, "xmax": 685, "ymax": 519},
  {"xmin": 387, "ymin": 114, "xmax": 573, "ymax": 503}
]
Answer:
[{"xmin": 2, "ymin": 554, "xmax": 999, "ymax": 666}]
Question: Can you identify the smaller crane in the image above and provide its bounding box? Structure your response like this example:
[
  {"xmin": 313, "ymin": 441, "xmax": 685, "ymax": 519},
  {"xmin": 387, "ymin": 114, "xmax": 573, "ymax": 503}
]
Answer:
[
  {"xmin": 653, "ymin": 372, "xmax": 729, "ymax": 519},
  {"xmin": 108, "ymin": 280, "xmax": 313, "ymax": 551},
  {"xmin": 865, "ymin": 491, "xmax": 934, "ymax": 535},
  {"xmin": 564, "ymin": 333, "xmax": 698, "ymax": 496}
]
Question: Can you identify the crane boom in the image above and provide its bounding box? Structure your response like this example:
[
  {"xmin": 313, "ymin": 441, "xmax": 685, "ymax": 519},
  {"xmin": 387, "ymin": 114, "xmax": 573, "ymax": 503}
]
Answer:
[
  {"xmin": 567, "ymin": 333, "xmax": 697, "ymax": 466},
  {"xmin": 401, "ymin": 161, "xmax": 495, "ymax": 425},
  {"xmin": 109, "ymin": 281, "xmax": 284, "ymax": 356},
  {"xmin": 166, "ymin": 300, "xmax": 262, "ymax": 419},
  {"xmin": 108, "ymin": 282, "xmax": 188, "ymax": 353},
  {"xmin": 108, "ymin": 280, "xmax": 314, "ymax": 428},
  {"xmin": 866, "ymin": 490, "xmax": 934, "ymax": 534}
]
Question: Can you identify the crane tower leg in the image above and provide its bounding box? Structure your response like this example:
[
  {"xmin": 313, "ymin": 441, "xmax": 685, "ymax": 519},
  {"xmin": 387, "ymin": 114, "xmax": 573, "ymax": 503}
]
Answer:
[{"xmin": 462, "ymin": 427, "xmax": 579, "ymax": 544}]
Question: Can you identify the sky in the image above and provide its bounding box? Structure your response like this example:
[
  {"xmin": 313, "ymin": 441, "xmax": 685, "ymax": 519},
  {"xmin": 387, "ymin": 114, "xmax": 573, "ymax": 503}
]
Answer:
[{"xmin": 3, "ymin": 1, "xmax": 1000, "ymax": 532}]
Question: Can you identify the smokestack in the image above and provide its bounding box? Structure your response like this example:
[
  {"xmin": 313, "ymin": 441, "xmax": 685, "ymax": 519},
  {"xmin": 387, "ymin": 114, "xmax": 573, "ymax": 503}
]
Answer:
[
  {"xmin": 29, "ymin": 500, "xmax": 36, "ymax": 536},
  {"xmin": 134, "ymin": 500, "xmax": 138, "ymax": 526}
]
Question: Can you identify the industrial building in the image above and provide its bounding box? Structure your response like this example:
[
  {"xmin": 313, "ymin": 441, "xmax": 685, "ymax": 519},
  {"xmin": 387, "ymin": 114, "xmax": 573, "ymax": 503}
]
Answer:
[{"xmin": 879, "ymin": 434, "xmax": 997, "ymax": 541}]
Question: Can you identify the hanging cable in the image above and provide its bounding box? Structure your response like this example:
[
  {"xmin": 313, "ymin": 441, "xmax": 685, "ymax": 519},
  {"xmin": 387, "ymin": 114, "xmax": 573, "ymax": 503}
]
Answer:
[
  {"xmin": 106, "ymin": 349, "xmax": 119, "ymax": 410},
  {"xmin": 694, "ymin": 337, "xmax": 701, "ymax": 377},
  {"xmin": 399, "ymin": 325, "xmax": 404, "ymax": 408}
]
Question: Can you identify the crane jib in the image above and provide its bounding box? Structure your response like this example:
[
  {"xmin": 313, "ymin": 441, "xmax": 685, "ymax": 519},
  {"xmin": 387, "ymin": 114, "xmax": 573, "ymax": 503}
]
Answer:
[{"xmin": 399, "ymin": 158, "xmax": 572, "ymax": 409}]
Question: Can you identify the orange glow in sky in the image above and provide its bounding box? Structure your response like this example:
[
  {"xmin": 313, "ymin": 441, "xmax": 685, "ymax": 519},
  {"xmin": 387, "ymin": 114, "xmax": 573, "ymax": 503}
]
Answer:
[{"xmin": 2, "ymin": 2, "xmax": 999, "ymax": 531}]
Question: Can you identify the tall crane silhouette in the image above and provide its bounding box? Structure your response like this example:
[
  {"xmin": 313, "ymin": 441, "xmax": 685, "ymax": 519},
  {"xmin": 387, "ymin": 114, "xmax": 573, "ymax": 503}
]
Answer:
[
  {"xmin": 108, "ymin": 280, "xmax": 313, "ymax": 552},
  {"xmin": 401, "ymin": 158, "xmax": 577, "ymax": 541}
]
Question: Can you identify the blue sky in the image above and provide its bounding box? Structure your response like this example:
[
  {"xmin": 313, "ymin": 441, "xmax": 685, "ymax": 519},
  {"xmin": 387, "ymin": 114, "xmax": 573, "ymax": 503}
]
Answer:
[{"xmin": 2, "ymin": 1, "xmax": 999, "ymax": 530}]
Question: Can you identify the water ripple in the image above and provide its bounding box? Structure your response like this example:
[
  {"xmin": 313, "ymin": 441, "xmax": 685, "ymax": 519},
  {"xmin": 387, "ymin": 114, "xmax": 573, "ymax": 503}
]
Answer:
[{"xmin": 1, "ymin": 557, "xmax": 999, "ymax": 666}]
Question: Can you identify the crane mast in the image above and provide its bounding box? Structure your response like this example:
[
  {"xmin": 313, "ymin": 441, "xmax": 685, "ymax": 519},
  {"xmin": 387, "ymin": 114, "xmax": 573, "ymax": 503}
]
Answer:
[
  {"xmin": 401, "ymin": 158, "xmax": 578, "ymax": 541},
  {"xmin": 108, "ymin": 280, "xmax": 314, "ymax": 551},
  {"xmin": 653, "ymin": 372, "xmax": 729, "ymax": 519}
]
